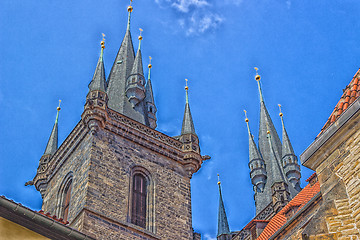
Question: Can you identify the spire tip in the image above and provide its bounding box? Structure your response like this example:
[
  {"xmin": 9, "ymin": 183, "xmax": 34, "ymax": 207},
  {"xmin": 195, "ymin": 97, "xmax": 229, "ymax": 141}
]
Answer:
[
  {"xmin": 278, "ymin": 104, "xmax": 283, "ymax": 117},
  {"xmin": 101, "ymin": 33, "xmax": 105, "ymax": 49},
  {"xmin": 57, "ymin": 100, "xmax": 61, "ymax": 111},
  {"xmin": 244, "ymin": 110, "xmax": 249, "ymax": 122},
  {"xmin": 148, "ymin": 56, "xmax": 152, "ymax": 69},
  {"xmin": 127, "ymin": 0, "xmax": 133, "ymax": 12},
  {"xmin": 217, "ymin": 174, "xmax": 221, "ymax": 185},
  {"xmin": 254, "ymin": 67, "xmax": 261, "ymax": 81}
]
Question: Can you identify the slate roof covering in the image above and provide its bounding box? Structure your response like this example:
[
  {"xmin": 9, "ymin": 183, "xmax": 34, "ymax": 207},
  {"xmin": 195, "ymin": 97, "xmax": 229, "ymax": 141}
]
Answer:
[
  {"xmin": 181, "ymin": 89, "xmax": 196, "ymax": 135},
  {"xmin": 217, "ymin": 182, "xmax": 230, "ymax": 237},
  {"xmin": 320, "ymin": 68, "xmax": 360, "ymax": 134},
  {"xmin": 257, "ymin": 174, "xmax": 320, "ymax": 240},
  {"xmin": 89, "ymin": 44, "xmax": 106, "ymax": 92},
  {"xmin": 44, "ymin": 109, "xmax": 59, "ymax": 155}
]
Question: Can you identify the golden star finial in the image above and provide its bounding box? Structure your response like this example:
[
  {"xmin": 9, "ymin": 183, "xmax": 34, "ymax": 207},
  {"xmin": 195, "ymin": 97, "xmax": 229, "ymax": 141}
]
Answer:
[
  {"xmin": 244, "ymin": 110, "xmax": 249, "ymax": 122},
  {"xmin": 148, "ymin": 56, "xmax": 152, "ymax": 69},
  {"xmin": 138, "ymin": 28, "xmax": 143, "ymax": 40},
  {"xmin": 128, "ymin": 0, "xmax": 133, "ymax": 12},
  {"xmin": 101, "ymin": 33, "xmax": 105, "ymax": 49},
  {"xmin": 278, "ymin": 104, "xmax": 283, "ymax": 117},
  {"xmin": 57, "ymin": 100, "xmax": 61, "ymax": 111},
  {"xmin": 185, "ymin": 78, "xmax": 189, "ymax": 91},
  {"xmin": 217, "ymin": 174, "xmax": 221, "ymax": 185},
  {"xmin": 254, "ymin": 67, "xmax": 261, "ymax": 81}
]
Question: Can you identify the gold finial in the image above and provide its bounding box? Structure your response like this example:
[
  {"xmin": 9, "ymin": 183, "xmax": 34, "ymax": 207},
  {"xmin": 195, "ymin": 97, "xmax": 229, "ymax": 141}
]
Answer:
[
  {"xmin": 254, "ymin": 67, "xmax": 261, "ymax": 81},
  {"xmin": 278, "ymin": 104, "xmax": 283, "ymax": 117},
  {"xmin": 244, "ymin": 110, "xmax": 249, "ymax": 122},
  {"xmin": 148, "ymin": 56, "xmax": 152, "ymax": 69},
  {"xmin": 128, "ymin": 0, "xmax": 133, "ymax": 12},
  {"xmin": 101, "ymin": 33, "xmax": 105, "ymax": 49},
  {"xmin": 138, "ymin": 28, "xmax": 143, "ymax": 40},
  {"xmin": 217, "ymin": 174, "xmax": 221, "ymax": 185},
  {"xmin": 57, "ymin": 100, "xmax": 61, "ymax": 111},
  {"xmin": 266, "ymin": 122, "xmax": 270, "ymax": 135},
  {"xmin": 185, "ymin": 78, "xmax": 189, "ymax": 91}
]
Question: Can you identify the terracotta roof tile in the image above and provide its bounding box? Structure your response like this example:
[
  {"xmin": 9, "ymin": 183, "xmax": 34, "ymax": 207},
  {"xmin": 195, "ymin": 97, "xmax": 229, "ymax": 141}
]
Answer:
[
  {"xmin": 319, "ymin": 68, "xmax": 360, "ymax": 135},
  {"xmin": 256, "ymin": 179, "xmax": 320, "ymax": 240}
]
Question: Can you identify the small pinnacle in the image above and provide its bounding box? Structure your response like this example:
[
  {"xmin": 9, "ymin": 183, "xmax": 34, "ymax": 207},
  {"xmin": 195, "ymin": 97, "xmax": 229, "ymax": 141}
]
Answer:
[{"xmin": 217, "ymin": 174, "xmax": 221, "ymax": 185}]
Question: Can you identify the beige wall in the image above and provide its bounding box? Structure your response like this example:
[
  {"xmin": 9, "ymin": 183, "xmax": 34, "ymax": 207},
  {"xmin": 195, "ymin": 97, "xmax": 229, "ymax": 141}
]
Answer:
[{"xmin": 0, "ymin": 217, "xmax": 49, "ymax": 240}]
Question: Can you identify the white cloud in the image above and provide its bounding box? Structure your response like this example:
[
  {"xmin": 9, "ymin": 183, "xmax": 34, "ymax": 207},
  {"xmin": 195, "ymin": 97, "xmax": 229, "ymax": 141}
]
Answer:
[
  {"xmin": 286, "ymin": 0, "xmax": 291, "ymax": 9},
  {"xmin": 154, "ymin": 0, "xmax": 224, "ymax": 36},
  {"xmin": 224, "ymin": 0, "xmax": 243, "ymax": 6},
  {"xmin": 204, "ymin": 233, "xmax": 217, "ymax": 240},
  {"xmin": 185, "ymin": 12, "xmax": 224, "ymax": 36},
  {"xmin": 171, "ymin": 0, "xmax": 209, "ymax": 13}
]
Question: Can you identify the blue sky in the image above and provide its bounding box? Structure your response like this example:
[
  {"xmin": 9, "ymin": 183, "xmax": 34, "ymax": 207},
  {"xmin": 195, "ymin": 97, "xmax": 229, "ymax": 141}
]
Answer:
[{"xmin": 1, "ymin": 0, "xmax": 359, "ymax": 239}]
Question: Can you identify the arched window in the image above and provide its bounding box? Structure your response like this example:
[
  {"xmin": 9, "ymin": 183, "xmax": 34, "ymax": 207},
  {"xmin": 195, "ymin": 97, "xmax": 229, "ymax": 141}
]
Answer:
[
  {"xmin": 62, "ymin": 179, "xmax": 72, "ymax": 221},
  {"xmin": 57, "ymin": 173, "xmax": 73, "ymax": 222},
  {"xmin": 131, "ymin": 173, "xmax": 147, "ymax": 228},
  {"xmin": 128, "ymin": 166, "xmax": 155, "ymax": 232}
]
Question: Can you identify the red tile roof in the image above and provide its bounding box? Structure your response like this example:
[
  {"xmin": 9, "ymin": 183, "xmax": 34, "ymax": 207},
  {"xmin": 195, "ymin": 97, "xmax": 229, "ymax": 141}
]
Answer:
[
  {"xmin": 319, "ymin": 68, "xmax": 360, "ymax": 135},
  {"xmin": 256, "ymin": 178, "xmax": 320, "ymax": 240}
]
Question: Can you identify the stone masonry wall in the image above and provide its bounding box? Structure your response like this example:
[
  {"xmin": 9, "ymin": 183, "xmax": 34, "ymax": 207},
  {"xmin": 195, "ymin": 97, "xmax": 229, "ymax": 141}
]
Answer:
[
  {"xmin": 304, "ymin": 126, "xmax": 360, "ymax": 239},
  {"xmin": 42, "ymin": 129, "xmax": 92, "ymax": 225},
  {"xmin": 80, "ymin": 126, "xmax": 193, "ymax": 240}
]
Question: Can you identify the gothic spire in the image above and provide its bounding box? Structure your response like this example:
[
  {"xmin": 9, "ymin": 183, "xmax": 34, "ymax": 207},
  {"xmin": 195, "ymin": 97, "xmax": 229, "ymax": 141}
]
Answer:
[
  {"xmin": 245, "ymin": 110, "xmax": 267, "ymax": 194},
  {"xmin": 255, "ymin": 68, "xmax": 282, "ymax": 166},
  {"xmin": 217, "ymin": 175, "xmax": 230, "ymax": 238},
  {"xmin": 44, "ymin": 100, "xmax": 61, "ymax": 155},
  {"xmin": 125, "ymin": 29, "xmax": 146, "ymax": 107},
  {"xmin": 130, "ymin": 29, "xmax": 144, "ymax": 77},
  {"xmin": 244, "ymin": 110, "xmax": 262, "ymax": 161},
  {"xmin": 278, "ymin": 104, "xmax": 295, "ymax": 157},
  {"xmin": 145, "ymin": 57, "xmax": 157, "ymax": 129},
  {"xmin": 278, "ymin": 104, "xmax": 302, "ymax": 191},
  {"xmin": 89, "ymin": 34, "xmax": 106, "ymax": 92},
  {"xmin": 266, "ymin": 123, "xmax": 285, "ymax": 184},
  {"xmin": 106, "ymin": 1, "xmax": 136, "ymax": 113},
  {"xmin": 181, "ymin": 79, "xmax": 196, "ymax": 135}
]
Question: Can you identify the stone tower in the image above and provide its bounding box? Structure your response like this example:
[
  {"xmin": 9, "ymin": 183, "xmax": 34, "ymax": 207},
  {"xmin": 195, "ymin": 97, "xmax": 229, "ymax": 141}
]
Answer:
[
  {"xmin": 246, "ymin": 70, "xmax": 301, "ymax": 216},
  {"xmin": 30, "ymin": 4, "xmax": 207, "ymax": 240}
]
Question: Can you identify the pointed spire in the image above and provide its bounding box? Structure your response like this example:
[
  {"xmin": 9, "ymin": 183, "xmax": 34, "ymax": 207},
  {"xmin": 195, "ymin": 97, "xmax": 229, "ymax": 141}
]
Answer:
[
  {"xmin": 244, "ymin": 110, "xmax": 262, "ymax": 161},
  {"xmin": 131, "ymin": 37, "xmax": 144, "ymax": 77},
  {"xmin": 217, "ymin": 174, "xmax": 230, "ymax": 238},
  {"xmin": 44, "ymin": 100, "xmax": 61, "ymax": 155},
  {"xmin": 255, "ymin": 68, "xmax": 283, "ymax": 165},
  {"xmin": 181, "ymin": 79, "xmax": 196, "ymax": 135},
  {"xmin": 145, "ymin": 56, "xmax": 154, "ymax": 103},
  {"xmin": 145, "ymin": 56, "xmax": 157, "ymax": 129},
  {"xmin": 278, "ymin": 104, "xmax": 295, "ymax": 157},
  {"xmin": 266, "ymin": 123, "xmax": 285, "ymax": 183},
  {"xmin": 89, "ymin": 34, "xmax": 106, "ymax": 92},
  {"xmin": 106, "ymin": 2, "xmax": 136, "ymax": 114}
]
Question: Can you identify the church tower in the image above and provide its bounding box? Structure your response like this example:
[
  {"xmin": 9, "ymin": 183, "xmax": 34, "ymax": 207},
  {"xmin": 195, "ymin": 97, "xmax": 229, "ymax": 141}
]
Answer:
[
  {"xmin": 30, "ymin": 3, "xmax": 207, "ymax": 239},
  {"xmin": 246, "ymin": 69, "xmax": 301, "ymax": 216}
]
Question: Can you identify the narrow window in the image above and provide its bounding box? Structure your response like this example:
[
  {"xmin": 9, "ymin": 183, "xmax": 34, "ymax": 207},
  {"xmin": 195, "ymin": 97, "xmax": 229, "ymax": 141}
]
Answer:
[
  {"xmin": 131, "ymin": 173, "xmax": 147, "ymax": 228},
  {"xmin": 62, "ymin": 179, "xmax": 72, "ymax": 221}
]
